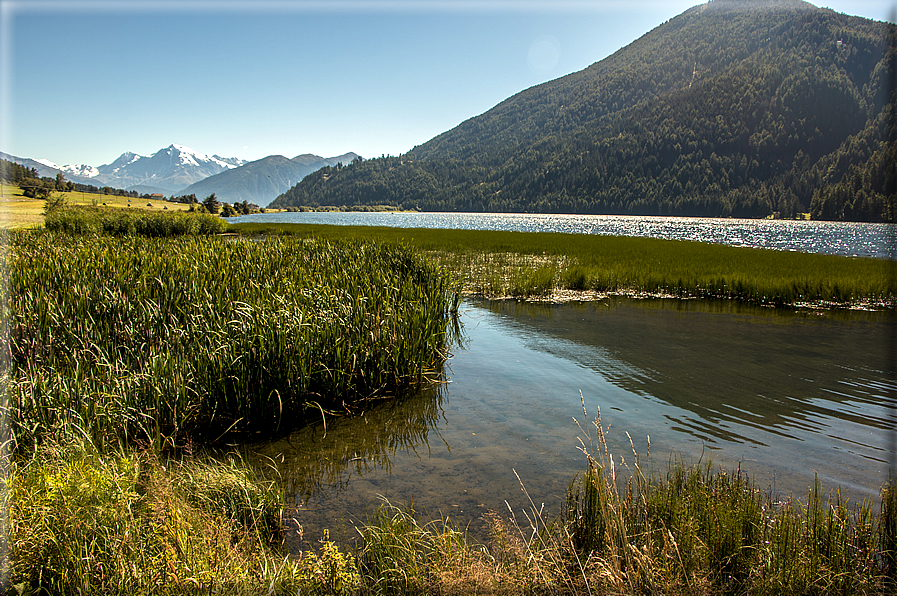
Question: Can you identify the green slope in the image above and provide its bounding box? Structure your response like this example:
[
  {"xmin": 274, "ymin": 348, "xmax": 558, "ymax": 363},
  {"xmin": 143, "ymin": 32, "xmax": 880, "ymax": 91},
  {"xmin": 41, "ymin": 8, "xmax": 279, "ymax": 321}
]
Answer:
[{"xmin": 270, "ymin": 0, "xmax": 895, "ymax": 221}]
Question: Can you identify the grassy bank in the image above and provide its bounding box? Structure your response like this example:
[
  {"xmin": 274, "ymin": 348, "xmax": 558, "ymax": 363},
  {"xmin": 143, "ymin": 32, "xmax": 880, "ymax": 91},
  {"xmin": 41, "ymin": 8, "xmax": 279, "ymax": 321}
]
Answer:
[
  {"xmin": 7, "ymin": 437, "xmax": 359, "ymax": 594},
  {"xmin": 3, "ymin": 208, "xmax": 458, "ymax": 593},
  {"xmin": 8, "ymin": 426, "xmax": 895, "ymax": 595},
  {"xmin": 229, "ymin": 222, "xmax": 895, "ymax": 308}
]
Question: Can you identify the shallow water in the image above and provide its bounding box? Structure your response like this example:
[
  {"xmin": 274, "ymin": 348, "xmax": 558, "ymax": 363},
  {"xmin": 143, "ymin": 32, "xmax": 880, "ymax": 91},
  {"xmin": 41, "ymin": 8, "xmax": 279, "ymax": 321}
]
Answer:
[
  {"xmin": 250, "ymin": 298, "xmax": 896, "ymax": 550},
  {"xmin": 231, "ymin": 211, "xmax": 895, "ymax": 259}
]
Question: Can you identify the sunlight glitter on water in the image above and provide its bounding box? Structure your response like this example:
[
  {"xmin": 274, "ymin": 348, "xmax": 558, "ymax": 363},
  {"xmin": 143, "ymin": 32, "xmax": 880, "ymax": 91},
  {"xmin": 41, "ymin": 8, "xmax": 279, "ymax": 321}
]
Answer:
[{"xmin": 232, "ymin": 211, "xmax": 895, "ymax": 258}]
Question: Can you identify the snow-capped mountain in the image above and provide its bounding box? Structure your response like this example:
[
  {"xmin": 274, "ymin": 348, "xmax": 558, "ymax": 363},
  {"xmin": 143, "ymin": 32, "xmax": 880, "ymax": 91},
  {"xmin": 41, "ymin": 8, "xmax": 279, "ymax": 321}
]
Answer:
[
  {"xmin": 180, "ymin": 152, "xmax": 360, "ymax": 207},
  {"xmin": 93, "ymin": 144, "xmax": 247, "ymax": 192},
  {"xmin": 32, "ymin": 158, "xmax": 101, "ymax": 179},
  {"xmin": 2, "ymin": 145, "xmax": 246, "ymax": 193},
  {"xmin": 2, "ymin": 145, "xmax": 354, "ymax": 199}
]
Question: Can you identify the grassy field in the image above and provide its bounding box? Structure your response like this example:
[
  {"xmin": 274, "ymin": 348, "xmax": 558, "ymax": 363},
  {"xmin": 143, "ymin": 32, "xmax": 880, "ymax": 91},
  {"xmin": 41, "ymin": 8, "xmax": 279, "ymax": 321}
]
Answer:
[
  {"xmin": 0, "ymin": 183, "xmax": 189, "ymax": 229},
  {"xmin": 230, "ymin": 221, "xmax": 896, "ymax": 308}
]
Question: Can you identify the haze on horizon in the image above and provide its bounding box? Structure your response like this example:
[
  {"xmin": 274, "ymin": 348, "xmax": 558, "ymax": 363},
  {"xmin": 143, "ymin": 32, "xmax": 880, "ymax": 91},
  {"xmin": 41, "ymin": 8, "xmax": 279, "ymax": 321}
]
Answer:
[{"xmin": 1, "ymin": 0, "xmax": 893, "ymax": 168}]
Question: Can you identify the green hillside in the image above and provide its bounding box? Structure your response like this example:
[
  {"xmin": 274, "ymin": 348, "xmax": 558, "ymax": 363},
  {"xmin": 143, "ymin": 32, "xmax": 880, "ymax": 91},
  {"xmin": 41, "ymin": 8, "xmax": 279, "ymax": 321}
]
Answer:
[{"xmin": 270, "ymin": 0, "xmax": 896, "ymax": 221}]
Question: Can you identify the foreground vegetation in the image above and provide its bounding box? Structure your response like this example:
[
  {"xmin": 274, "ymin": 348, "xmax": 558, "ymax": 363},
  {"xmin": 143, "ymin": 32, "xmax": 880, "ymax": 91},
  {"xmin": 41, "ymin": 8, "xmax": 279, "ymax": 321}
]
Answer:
[
  {"xmin": 2, "ymin": 207, "xmax": 458, "ymax": 593},
  {"xmin": 8, "ymin": 436, "xmax": 361, "ymax": 594},
  {"xmin": 352, "ymin": 408, "xmax": 897, "ymax": 595},
  {"xmin": 9, "ymin": 414, "xmax": 895, "ymax": 595},
  {"xmin": 230, "ymin": 222, "xmax": 895, "ymax": 308}
]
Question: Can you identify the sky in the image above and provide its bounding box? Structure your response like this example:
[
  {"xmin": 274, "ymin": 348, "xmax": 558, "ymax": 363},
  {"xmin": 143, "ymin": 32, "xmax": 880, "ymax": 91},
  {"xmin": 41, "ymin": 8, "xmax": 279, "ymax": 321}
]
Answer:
[{"xmin": 1, "ymin": 0, "xmax": 894, "ymax": 168}]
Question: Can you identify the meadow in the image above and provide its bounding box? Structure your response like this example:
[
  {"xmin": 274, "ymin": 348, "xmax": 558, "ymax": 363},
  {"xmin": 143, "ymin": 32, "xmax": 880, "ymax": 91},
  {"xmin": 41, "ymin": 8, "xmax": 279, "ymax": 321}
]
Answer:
[
  {"xmin": 2, "ymin": 203, "xmax": 896, "ymax": 594},
  {"xmin": 230, "ymin": 222, "xmax": 896, "ymax": 308},
  {"xmin": 0, "ymin": 184, "xmax": 190, "ymax": 229}
]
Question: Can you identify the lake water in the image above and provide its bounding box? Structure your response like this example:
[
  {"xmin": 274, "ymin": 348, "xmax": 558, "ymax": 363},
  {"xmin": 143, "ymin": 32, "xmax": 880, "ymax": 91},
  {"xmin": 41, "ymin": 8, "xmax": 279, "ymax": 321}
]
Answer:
[
  {"xmin": 230, "ymin": 211, "xmax": 895, "ymax": 259},
  {"xmin": 252, "ymin": 297, "xmax": 897, "ymax": 550}
]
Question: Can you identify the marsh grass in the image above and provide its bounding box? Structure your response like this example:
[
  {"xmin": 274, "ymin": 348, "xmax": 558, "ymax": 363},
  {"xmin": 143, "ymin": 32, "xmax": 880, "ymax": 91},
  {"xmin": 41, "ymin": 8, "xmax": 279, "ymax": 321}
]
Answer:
[
  {"xmin": 563, "ymin": 401, "xmax": 896, "ymax": 594},
  {"xmin": 351, "ymin": 397, "xmax": 897, "ymax": 595},
  {"xmin": 44, "ymin": 204, "xmax": 225, "ymax": 236},
  {"xmin": 6, "ymin": 230, "xmax": 460, "ymax": 449},
  {"xmin": 231, "ymin": 222, "xmax": 896, "ymax": 307},
  {"xmin": 6, "ymin": 435, "xmax": 362, "ymax": 595}
]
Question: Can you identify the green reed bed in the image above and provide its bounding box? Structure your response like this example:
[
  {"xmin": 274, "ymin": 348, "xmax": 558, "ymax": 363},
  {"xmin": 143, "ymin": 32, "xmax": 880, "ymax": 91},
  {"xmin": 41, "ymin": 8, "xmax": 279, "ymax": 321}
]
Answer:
[
  {"xmin": 5, "ymin": 229, "xmax": 460, "ymax": 449},
  {"xmin": 231, "ymin": 222, "xmax": 896, "ymax": 307},
  {"xmin": 352, "ymin": 407, "xmax": 897, "ymax": 595},
  {"xmin": 44, "ymin": 204, "xmax": 226, "ymax": 236}
]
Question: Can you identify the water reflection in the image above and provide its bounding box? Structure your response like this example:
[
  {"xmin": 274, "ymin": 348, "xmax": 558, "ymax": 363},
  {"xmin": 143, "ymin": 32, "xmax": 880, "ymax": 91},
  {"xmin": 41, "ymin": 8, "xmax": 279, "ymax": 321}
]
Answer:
[
  {"xmin": 250, "ymin": 298, "xmax": 896, "ymax": 550},
  {"xmin": 252, "ymin": 380, "xmax": 449, "ymax": 504},
  {"xmin": 475, "ymin": 298, "xmax": 896, "ymax": 497}
]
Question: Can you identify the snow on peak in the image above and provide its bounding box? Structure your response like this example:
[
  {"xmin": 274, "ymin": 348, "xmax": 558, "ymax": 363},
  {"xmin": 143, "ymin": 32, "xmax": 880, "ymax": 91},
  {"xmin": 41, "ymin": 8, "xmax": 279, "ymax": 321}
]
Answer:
[
  {"xmin": 63, "ymin": 164, "xmax": 100, "ymax": 178},
  {"xmin": 35, "ymin": 158, "xmax": 62, "ymax": 170},
  {"xmin": 164, "ymin": 144, "xmax": 240, "ymax": 169}
]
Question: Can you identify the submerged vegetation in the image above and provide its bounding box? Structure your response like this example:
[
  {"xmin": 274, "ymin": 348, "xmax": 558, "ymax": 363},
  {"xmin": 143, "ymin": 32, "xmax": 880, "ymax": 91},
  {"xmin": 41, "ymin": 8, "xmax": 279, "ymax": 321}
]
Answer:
[
  {"xmin": 352, "ymin": 407, "xmax": 897, "ymax": 595},
  {"xmin": 230, "ymin": 222, "xmax": 896, "ymax": 308}
]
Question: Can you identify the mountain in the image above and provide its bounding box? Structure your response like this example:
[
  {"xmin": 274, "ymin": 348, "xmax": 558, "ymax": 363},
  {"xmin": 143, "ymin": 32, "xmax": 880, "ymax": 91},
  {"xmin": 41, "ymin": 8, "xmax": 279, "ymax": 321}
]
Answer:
[
  {"xmin": 271, "ymin": 0, "xmax": 896, "ymax": 222},
  {"xmin": 178, "ymin": 152, "xmax": 359, "ymax": 206},
  {"xmin": 1, "ymin": 145, "xmax": 247, "ymax": 193},
  {"xmin": 94, "ymin": 144, "xmax": 246, "ymax": 192},
  {"xmin": 0, "ymin": 152, "xmax": 99, "ymax": 186}
]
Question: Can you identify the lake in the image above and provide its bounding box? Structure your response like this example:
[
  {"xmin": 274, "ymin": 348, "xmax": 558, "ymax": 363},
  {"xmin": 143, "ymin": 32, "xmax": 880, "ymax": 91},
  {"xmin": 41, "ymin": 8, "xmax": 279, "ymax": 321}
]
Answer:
[
  {"xmin": 230, "ymin": 211, "xmax": 895, "ymax": 259},
  {"xmin": 252, "ymin": 297, "xmax": 897, "ymax": 550}
]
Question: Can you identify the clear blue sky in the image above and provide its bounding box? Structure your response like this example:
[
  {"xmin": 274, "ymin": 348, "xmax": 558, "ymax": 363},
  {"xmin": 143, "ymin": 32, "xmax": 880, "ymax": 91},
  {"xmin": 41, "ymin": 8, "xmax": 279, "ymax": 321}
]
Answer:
[{"xmin": 1, "ymin": 0, "xmax": 894, "ymax": 167}]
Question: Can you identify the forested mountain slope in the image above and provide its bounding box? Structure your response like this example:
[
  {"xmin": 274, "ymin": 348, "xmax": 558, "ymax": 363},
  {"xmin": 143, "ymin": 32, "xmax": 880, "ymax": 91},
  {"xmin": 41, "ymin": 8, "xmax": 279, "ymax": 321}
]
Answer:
[{"xmin": 271, "ymin": 0, "xmax": 896, "ymax": 221}]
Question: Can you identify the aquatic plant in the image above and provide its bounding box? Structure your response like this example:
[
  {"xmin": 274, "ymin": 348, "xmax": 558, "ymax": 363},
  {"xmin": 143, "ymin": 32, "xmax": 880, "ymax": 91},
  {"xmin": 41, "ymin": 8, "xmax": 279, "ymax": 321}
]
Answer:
[
  {"xmin": 230, "ymin": 222, "xmax": 895, "ymax": 308},
  {"xmin": 5, "ymin": 230, "xmax": 460, "ymax": 449},
  {"xmin": 44, "ymin": 204, "xmax": 226, "ymax": 236},
  {"xmin": 351, "ymin": 397, "xmax": 897, "ymax": 595}
]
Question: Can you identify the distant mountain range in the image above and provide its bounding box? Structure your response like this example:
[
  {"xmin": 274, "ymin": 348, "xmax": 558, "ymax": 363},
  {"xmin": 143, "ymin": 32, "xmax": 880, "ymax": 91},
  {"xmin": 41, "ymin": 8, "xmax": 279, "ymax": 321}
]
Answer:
[
  {"xmin": 271, "ymin": 0, "xmax": 896, "ymax": 222},
  {"xmin": 1, "ymin": 145, "xmax": 359, "ymax": 206},
  {"xmin": 179, "ymin": 152, "xmax": 359, "ymax": 205}
]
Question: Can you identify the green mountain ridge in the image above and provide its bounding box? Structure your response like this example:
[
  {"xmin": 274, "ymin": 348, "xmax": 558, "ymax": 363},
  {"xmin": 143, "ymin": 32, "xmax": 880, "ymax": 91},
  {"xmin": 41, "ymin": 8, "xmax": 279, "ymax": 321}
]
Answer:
[{"xmin": 270, "ymin": 0, "xmax": 896, "ymax": 221}]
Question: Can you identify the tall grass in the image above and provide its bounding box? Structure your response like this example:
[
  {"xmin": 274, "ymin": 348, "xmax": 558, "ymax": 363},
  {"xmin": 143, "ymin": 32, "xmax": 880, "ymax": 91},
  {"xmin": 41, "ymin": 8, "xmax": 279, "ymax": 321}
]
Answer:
[
  {"xmin": 6, "ymin": 436, "xmax": 359, "ymax": 595},
  {"xmin": 5, "ymin": 230, "xmax": 460, "ymax": 449},
  {"xmin": 231, "ymin": 222, "xmax": 896, "ymax": 307},
  {"xmin": 351, "ymin": 398, "xmax": 897, "ymax": 595},
  {"xmin": 44, "ymin": 205, "xmax": 226, "ymax": 236}
]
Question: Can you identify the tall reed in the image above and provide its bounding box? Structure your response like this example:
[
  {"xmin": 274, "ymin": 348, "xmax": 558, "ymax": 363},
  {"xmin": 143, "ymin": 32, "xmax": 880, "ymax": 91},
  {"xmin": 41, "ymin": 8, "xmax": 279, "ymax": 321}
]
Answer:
[
  {"xmin": 564, "ymin": 397, "xmax": 896, "ymax": 594},
  {"xmin": 5, "ymin": 230, "xmax": 460, "ymax": 449},
  {"xmin": 232, "ymin": 222, "xmax": 896, "ymax": 307},
  {"xmin": 351, "ymin": 398, "xmax": 897, "ymax": 595},
  {"xmin": 44, "ymin": 204, "xmax": 226, "ymax": 236}
]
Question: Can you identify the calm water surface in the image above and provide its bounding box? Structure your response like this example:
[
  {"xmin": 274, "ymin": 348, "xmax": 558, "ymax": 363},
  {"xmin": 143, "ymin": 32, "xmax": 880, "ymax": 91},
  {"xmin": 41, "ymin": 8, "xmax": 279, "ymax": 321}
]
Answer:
[
  {"xmin": 252, "ymin": 298, "xmax": 896, "ymax": 550},
  {"xmin": 231, "ymin": 211, "xmax": 895, "ymax": 258}
]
